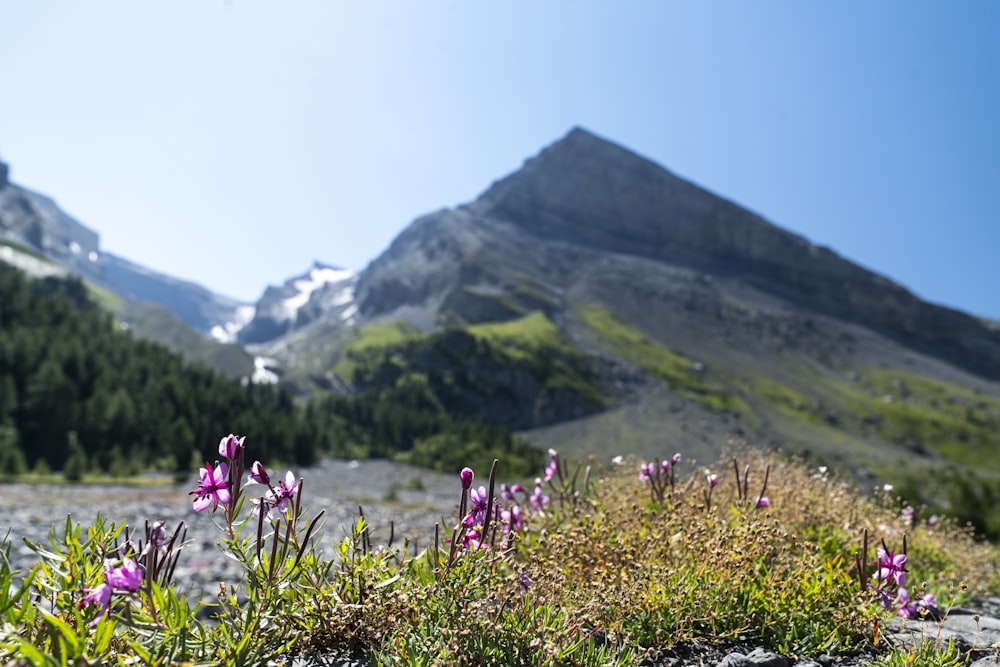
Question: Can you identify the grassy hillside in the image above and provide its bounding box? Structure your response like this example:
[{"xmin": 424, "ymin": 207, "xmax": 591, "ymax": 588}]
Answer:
[
  {"xmin": 578, "ymin": 303, "xmax": 748, "ymax": 413},
  {"xmin": 334, "ymin": 313, "xmax": 605, "ymax": 428}
]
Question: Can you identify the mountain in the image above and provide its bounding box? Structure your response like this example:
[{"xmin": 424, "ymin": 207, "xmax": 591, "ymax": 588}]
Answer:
[
  {"xmin": 246, "ymin": 127, "xmax": 1000, "ymax": 533},
  {"xmin": 0, "ymin": 158, "xmax": 254, "ymax": 378}
]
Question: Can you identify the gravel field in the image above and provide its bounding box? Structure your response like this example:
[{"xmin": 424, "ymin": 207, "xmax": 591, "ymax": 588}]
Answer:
[{"xmin": 1, "ymin": 458, "xmax": 463, "ymax": 604}]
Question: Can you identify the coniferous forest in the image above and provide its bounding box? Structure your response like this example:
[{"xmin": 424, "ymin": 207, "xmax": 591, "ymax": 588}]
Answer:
[{"xmin": 0, "ymin": 264, "xmax": 541, "ymax": 479}]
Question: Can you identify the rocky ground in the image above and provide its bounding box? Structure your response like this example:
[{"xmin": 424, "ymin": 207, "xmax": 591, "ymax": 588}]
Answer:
[
  {"xmin": 1, "ymin": 458, "xmax": 462, "ymax": 606},
  {"xmin": 3, "ymin": 458, "xmax": 999, "ymax": 667}
]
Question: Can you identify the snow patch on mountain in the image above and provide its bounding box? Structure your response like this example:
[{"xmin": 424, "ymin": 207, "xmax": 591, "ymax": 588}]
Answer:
[
  {"xmin": 210, "ymin": 304, "xmax": 256, "ymax": 343},
  {"xmin": 250, "ymin": 356, "xmax": 281, "ymax": 384},
  {"xmin": 278, "ymin": 266, "xmax": 354, "ymax": 322}
]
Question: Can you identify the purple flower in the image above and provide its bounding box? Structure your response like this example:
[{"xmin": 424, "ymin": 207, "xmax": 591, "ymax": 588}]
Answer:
[
  {"xmin": 265, "ymin": 470, "xmax": 300, "ymax": 518},
  {"xmin": 118, "ymin": 538, "xmax": 138, "ymax": 558},
  {"xmin": 516, "ymin": 571, "xmax": 533, "ymax": 592},
  {"xmin": 189, "ymin": 461, "xmax": 231, "ymax": 513},
  {"xmin": 895, "ymin": 588, "xmax": 937, "ymax": 618},
  {"xmin": 671, "ymin": 453, "xmax": 682, "ymax": 466},
  {"xmin": 510, "ymin": 483, "xmax": 525, "ymax": 495},
  {"xmin": 218, "ymin": 434, "xmax": 245, "ymax": 461},
  {"xmin": 871, "ymin": 583, "xmax": 894, "ymax": 611},
  {"xmin": 141, "ymin": 521, "xmax": 167, "ymax": 558},
  {"xmin": 246, "ymin": 460, "xmax": 270, "ymax": 486},
  {"xmin": 529, "ymin": 481, "xmax": 550, "ymax": 512},
  {"xmin": 464, "ymin": 486, "xmax": 489, "ymax": 526},
  {"xmin": 501, "ymin": 504, "xmax": 524, "ymax": 533},
  {"xmin": 706, "ymin": 473, "xmax": 719, "ymax": 488},
  {"xmin": 251, "ymin": 495, "xmax": 272, "ymax": 518},
  {"xmin": 544, "ymin": 452, "xmax": 558, "ymax": 482},
  {"xmin": 148, "ymin": 521, "xmax": 166, "ymax": 551},
  {"xmin": 463, "ymin": 528, "xmax": 483, "ymax": 551},
  {"xmin": 896, "ymin": 588, "xmax": 919, "ymax": 618},
  {"xmin": 928, "ymin": 515, "xmax": 939, "ymax": 528},
  {"xmin": 874, "ymin": 548, "xmax": 908, "ymax": 587},
  {"xmin": 78, "ymin": 557, "xmax": 143, "ymax": 624},
  {"xmin": 107, "ymin": 557, "xmax": 143, "ymax": 592},
  {"xmin": 79, "ymin": 582, "xmax": 113, "ymax": 622},
  {"xmin": 754, "ymin": 496, "xmax": 770, "ymax": 508},
  {"xmin": 459, "ymin": 467, "xmax": 474, "ymax": 490},
  {"xmin": 500, "ymin": 483, "xmax": 513, "ymax": 502},
  {"xmin": 638, "ymin": 462, "xmax": 655, "ymax": 482}
]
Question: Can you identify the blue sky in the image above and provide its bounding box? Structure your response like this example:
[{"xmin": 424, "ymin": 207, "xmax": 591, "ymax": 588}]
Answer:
[{"xmin": 1, "ymin": 2, "xmax": 998, "ymax": 318}]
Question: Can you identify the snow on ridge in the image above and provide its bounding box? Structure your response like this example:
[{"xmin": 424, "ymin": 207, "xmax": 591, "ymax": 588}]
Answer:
[
  {"xmin": 278, "ymin": 266, "xmax": 355, "ymax": 322},
  {"xmin": 340, "ymin": 303, "xmax": 358, "ymax": 323},
  {"xmin": 210, "ymin": 304, "xmax": 256, "ymax": 343}
]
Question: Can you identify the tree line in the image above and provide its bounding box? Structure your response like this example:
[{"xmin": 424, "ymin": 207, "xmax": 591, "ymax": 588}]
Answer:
[{"xmin": 0, "ymin": 265, "xmax": 540, "ymax": 480}]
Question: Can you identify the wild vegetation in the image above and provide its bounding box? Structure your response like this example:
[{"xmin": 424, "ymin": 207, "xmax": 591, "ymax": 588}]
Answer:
[
  {"xmin": 334, "ymin": 312, "xmax": 604, "ymax": 430},
  {"xmin": 1, "ymin": 440, "xmax": 996, "ymax": 665},
  {"xmin": 743, "ymin": 365, "xmax": 1000, "ymax": 540},
  {"xmin": 578, "ymin": 303, "xmax": 747, "ymax": 413}
]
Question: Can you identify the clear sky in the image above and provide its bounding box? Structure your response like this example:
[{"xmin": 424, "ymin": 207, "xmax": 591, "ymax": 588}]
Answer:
[{"xmin": 1, "ymin": 2, "xmax": 998, "ymax": 318}]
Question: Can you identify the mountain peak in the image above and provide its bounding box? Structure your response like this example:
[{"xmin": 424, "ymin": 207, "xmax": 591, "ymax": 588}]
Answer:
[
  {"xmin": 468, "ymin": 127, "xmax": 807, "ymax": 275},
  {"xmin": 472, "ymin": 126, "xmax": 686, "ymax": 223}
]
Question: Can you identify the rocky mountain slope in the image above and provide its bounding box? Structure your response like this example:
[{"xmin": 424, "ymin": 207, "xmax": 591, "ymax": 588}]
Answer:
[{"xmin": 0, "ymin": 158, "xmax": 253, "ymax": 378}]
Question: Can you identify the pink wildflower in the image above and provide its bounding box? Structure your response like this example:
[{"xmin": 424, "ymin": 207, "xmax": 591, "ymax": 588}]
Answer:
[
  {"xmin": 874, "ymin": 548, "xmax": 908, "ymax": 587},
  {"xmin": 189, "ymin": 461, "xmax": 231, "ymax": 512},
  {"xmin": 246, "ymin": 460, "xmax": 270, "ymax": 486},
  {"xmin": 544, "ymin": 450, "xmax": 558, "ymax": 482},
  {"xmin": 79, "ymin": 582, "xmax": 113, "ymax": 623}
]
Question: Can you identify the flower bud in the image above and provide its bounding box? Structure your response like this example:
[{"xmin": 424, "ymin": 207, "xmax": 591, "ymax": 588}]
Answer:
[
  {"xmin": 459, "ymin": 467, "xmax": 474, "ymax": 489},
  {"xmin": 218, "ymin": 434, "xmax": 245, "ymax": 460},
  {"xmin": 247, "ymin": 460, "xmax": 270, "ymax": 486}
]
